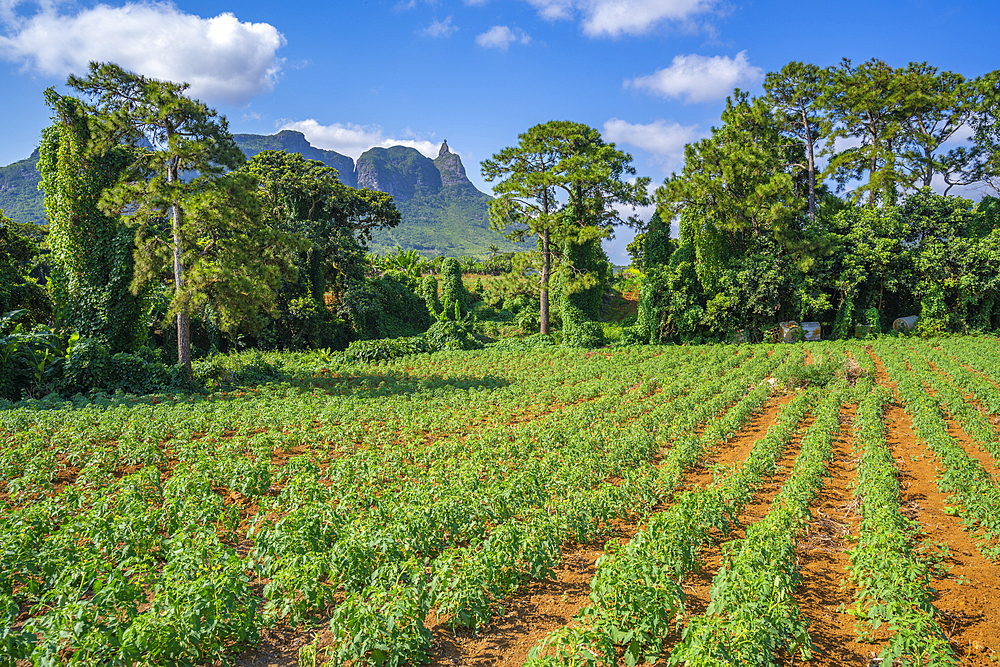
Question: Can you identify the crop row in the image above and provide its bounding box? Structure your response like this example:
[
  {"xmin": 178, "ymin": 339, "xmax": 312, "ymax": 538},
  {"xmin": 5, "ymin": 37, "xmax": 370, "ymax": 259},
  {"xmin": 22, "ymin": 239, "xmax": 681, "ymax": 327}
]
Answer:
[
  {"xmin": 526, "ymin": 382, "xmax": 821, "ymax": 666},
  {"xmin": 877, "ymin": 340, "xmax": 1000, "ymax": 561},
  {"xmin": 937, "ymin": 336, "xmax": 1000, "ymax": 392},
  {"xmin": 905, "ymin": 343, "xmax": 1000, "ymax": 469},
  {"xmin": 309, "ymin": 347, "xmax": 796, "ymax": 666},
  {"xmin": 521, "ymin": 346, "xmax": 852, "ymax": 666},
  {"xmin": 1, "ymin": 345, "xmax": 792, "ymax": 666},
  {"xmin": 665, "ymin": 378, "xmax": 848, "ymax": 666},
  {"xmin": 846, "ymin": 377, "xmax": 956, "ymax": 666}
]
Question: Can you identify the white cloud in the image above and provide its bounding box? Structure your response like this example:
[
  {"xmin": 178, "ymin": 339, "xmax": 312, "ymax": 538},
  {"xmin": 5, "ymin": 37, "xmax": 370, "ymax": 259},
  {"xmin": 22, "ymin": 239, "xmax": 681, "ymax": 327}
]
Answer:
[
  {"xmin": 475, "ymin": 25, "xmax": 530, "ymax": 51},
  {"xmin": 0, "ymin": 2, "xmax": 285, "ymax": 105},
  {"xmin": 603, "ymin": 118, "xmax": 703, "ymax": 159},
  {"xmin": 626, "ymin": 51, "xmax": 763, "ymax": 103},
  {"xmin": 280, "ymin": 119, "xmax": 438, "ymax": 160},
  {"xmin": 421, "ymin": 16, "xmax": 457, "ymax": 38},
  {"xmin": 525, "ymin": 0, "xmax": 719, "ymax": 37}
]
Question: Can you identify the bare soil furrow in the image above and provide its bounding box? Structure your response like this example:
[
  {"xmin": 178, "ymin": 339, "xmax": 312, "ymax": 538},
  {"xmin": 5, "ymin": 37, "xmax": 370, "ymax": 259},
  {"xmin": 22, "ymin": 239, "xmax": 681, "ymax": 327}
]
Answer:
[
  {"xmin": 791, "ymin": 405, "xmax": 874, "ymax": 666},
  {"xmin": 873, "ymin": 351, "xmax": 1000, "ymax": 666},
  {"xmin": 682, "ymin": 392, "xmax": 795, "ymax": 491},
  {"xmin": 678, "ymin": 408, "xmax": 816, "ymax": 624}
]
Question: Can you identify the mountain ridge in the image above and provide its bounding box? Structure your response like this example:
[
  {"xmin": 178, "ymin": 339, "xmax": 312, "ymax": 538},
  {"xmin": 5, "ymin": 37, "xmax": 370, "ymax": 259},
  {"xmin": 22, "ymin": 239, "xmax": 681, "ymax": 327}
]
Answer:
[{"xmin": 0, "ymin": 131, "xmax": 525, "ymax": 257}]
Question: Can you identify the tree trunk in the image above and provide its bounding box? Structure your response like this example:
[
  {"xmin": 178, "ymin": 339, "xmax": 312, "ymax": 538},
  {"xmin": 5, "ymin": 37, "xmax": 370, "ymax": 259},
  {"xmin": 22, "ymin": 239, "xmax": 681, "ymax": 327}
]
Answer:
[
  {"xmin": 802, "ymin": 105, "xmax": 816, "ymax": 221},
  {"xmin": 166, "ymin": 145, "xmax": 192, "ymax": 379},
  {"xmin": 540, "ymin": 228, "xmax": 550, "ymax": 335},
  {"xmin": 868, "ymin": 118, "xmax": 879, "ymax": 208},
  {"xmin": 923, "ymin": 146, "xmax": 934, "ymax": 188}
]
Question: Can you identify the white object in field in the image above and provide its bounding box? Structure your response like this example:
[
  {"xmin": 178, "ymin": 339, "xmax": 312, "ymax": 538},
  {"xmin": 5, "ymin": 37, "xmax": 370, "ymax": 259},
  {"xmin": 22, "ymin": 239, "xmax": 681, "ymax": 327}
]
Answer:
[
  {"xmin": 801, "ymin": 321, "xmax": 821, "ymax": 341},
  {"xmin": 893, "ymin": 316, "xmax": 919, "ymax": 333},
  {"xmin": 780, "ymin": 321, "xmax": 799, "ymax": 343}
]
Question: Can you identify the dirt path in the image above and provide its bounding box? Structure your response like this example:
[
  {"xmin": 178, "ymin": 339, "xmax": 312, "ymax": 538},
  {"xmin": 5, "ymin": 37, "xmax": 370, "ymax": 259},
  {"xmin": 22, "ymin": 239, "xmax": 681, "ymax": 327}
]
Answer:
[
  {"xmin": 678, "ymin": 407, "xmax": 816, "ymax": 624},
  {"xmin": 873, "ymin": 351, "xmax": 1000, "ymax": 666},
  {"xmin": 683, "ymin": 393, "xmax": 795, "ymax": 491},
  {"xmin": 790, "ymin": 405, "xmax": 877, "ymax": 666}
]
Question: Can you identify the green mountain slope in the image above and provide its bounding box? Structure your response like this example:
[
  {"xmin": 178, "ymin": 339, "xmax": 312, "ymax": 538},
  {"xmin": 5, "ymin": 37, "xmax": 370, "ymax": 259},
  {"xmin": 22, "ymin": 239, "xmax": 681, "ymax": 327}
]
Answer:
[
  {"xmin": 371, "ymin": 183, "xmax": 503, "ymax": 256},
  {"xmin": 0, "ymin": 150, "xmax": 45, "ymax": 224},
  {"xmin": 233, "ymin": 130, "xmax": 357, "ymax": 187}
]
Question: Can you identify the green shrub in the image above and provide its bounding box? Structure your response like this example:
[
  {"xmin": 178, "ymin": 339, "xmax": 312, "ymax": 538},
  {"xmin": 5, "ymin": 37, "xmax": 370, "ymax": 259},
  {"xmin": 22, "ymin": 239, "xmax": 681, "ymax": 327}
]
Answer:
[
  {"xmin": 503, "ymin": 294, "xmax": 537, "ymax": 314},
  {"xmin": 487, "ymin": 334, "xmax": 555, "ymax": 351},
  {"xmin": 342, "ymin": 319, "xmax": 482, "ymax": 364},
  {"xmin": 342, "ymin": 274, "xmax": 431, "ymax": 340},
  {"xmin": 418, "ymin": 275, "xmax": 441, "ymax": 316},
  {"xmin": 563, "ymin": 319, "xmax": 605, "ymax": 349},
  {"xmin": 344, "ymin": 336, "xmax": 432, "ymax": 364},
  {"xmin": 561, "ymin": 303, "xmax": 605, "ymax": 349},
  {"xmin": 424, "ymin": 320, "xmax": 482, "ymax": 352},
  {"xmin": 617, "ymin": 325, "xmax": 647, "ymax": 346},
  {"xmin": 106, "ymin": 352, "xmax": 170, "ymax": 394},
  {"xmin": 62, "ymin": 337, "xmax": 111, "ymax": 394},
  {"xmin": 776, "ymin": 356, "xmax": 842, "ymax": 389},
  {"xmin": 440, "ymin": 258, "xmax": 471, "ymax": 319}
]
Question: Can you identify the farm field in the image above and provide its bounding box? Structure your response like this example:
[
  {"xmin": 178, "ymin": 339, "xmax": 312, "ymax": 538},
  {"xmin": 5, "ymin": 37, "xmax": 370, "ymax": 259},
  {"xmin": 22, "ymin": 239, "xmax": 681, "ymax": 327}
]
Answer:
[{"xmin": 2, "ymin": 338, "xmax": 1000, "ymax": 666}]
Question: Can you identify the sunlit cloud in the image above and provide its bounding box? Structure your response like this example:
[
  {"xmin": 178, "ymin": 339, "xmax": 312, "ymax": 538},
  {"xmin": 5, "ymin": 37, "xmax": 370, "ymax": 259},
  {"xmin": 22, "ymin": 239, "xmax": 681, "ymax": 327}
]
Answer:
[
  {"xmin": 0, "ymin": 1, "xmax": 285, "ymax": 105},
  {"xmin": 626, "ymin": 51, "xmax": 763, "ymax": 103}
]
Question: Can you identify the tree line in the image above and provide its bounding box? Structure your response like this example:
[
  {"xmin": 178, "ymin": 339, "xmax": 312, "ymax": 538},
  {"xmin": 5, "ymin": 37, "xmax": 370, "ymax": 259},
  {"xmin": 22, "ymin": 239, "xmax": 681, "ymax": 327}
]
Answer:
[
  {"xmin": 633, "ymin": 58, "xmax": 1000, "ymax": 343},
  {"xmin": 4, "ymin": 57, "xmax": 1000, "ymax": 399}
]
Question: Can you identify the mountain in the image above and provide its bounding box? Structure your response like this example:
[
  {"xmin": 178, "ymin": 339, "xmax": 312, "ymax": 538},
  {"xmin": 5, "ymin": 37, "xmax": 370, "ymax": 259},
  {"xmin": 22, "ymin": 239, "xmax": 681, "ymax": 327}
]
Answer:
[
  {"xmin": 234, "ymin": 132, "xmax": 527, "ymax": 257},
  {"xmin": 0, "ymin": 132, "xmax": 527, "ymax": 258},
  {"xmin": 232, "ymin": 130, "xmax": 357, "ymax": 188},
  {"xmin": 0, "ymin": 149, "xmax": 45, "ymax": 225},
  {"xmin": 372, "ymin": 141, "xmax": 514, "ymax": 257}
]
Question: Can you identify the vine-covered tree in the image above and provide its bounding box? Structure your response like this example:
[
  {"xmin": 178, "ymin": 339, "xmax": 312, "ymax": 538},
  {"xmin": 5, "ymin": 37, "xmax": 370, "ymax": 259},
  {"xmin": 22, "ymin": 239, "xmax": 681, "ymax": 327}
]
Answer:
[
  {"xmin": 482, "ymin": 120, "xmax": 648, "ymax": 334},
  {"xmin": 38, "ymin": 89, "xmax": 144, "ymax": 351},
  {"xmin": 65, "ymin": 62, "xmax": 300, "ymax": 374}
]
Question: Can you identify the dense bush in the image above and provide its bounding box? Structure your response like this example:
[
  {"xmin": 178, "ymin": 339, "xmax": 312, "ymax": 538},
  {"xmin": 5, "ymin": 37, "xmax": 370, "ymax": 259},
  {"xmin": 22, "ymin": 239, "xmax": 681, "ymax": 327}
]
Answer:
[
  {"xmin": 440, "ymin": 257, "xmax": 471, "ymax": 319},
  {"xmin": 0, "ymin": 219, "xmax": 51, "ymax": 328},
  {"xmin": 561, "ymin": 303, "xmax": 605, "ymax": 349},
  {"xmin": 257, "ymin": 296, "xmax": 350, "ymax": 352},
  {"xmin": 424, "ymin": 319, "xmax": 483, "ymax": 351},
  {"xmin": 343, "ymin": 319, "xmax": 481, "ymax": 364},
  {"xmin": 341, "ymin": 274, "xmax": 431, "ymax": 340},
  {"xmin": 61, "ymin": 337, "xmax": 110, "ymax": 394},
  {"xmin": 344, "ymin": 336, "xmax": 432, "ymax": 363},
  {"xmin": 417, "ymin": 274, "xmax": 441, "ymax": 315},
  {"xmin": 487, "ymin": 333, "xmax": 556, "ymax": 351},
  {"xmin": 63, "ymin": 338, "xmax": 177, "ymax": 394},
  {"xmin": 1, "ymin": 311, "xmax": 71, "ymax": 400}
]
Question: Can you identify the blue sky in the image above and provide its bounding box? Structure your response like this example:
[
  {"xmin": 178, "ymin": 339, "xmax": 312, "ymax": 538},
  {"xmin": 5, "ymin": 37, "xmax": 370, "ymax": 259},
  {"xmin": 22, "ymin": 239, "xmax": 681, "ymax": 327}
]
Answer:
[{"xmin": 2, "ymin": 0, "xmax": 998, "ymax": 261}]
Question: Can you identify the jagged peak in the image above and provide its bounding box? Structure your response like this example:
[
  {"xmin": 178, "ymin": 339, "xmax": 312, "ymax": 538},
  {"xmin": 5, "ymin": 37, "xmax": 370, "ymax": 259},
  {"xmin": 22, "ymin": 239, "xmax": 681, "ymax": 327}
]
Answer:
[{"xmin": 438, "ymin": 140, "xmax": 450, "ymax": 157}]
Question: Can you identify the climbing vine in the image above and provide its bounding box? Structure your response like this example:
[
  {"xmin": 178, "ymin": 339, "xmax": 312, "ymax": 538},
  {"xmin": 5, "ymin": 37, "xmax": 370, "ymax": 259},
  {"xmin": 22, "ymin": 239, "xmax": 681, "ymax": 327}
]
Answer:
[{"xmin": 38, "ymin": 89, "xmax": 145, "ymax": 352}]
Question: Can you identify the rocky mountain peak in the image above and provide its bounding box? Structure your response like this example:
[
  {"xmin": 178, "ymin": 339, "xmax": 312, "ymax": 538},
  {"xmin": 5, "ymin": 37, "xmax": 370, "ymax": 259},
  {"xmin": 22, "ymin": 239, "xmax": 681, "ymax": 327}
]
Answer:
[{"xmin": 433, "ymin": 142, "xmax": 471, "ymax": 189}]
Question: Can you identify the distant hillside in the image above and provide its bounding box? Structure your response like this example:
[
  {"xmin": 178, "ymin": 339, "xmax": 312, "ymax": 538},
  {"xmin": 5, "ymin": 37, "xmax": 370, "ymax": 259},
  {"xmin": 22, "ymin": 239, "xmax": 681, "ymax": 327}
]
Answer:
[
  {"xmin": 0, "ymin": 149, "xmax": 44, "ymax": 224},
  {"xmin": 363, "ymin": 141, "xmax": 507, "ymax": 256},
  {"xmin": 239, "ymin": 133, "xmax": 528, "ymax": 257},
  {"xmin": 0, "ymin": 132, "xmax": 528, "ymax": 258},
  {"xmin": 233, "ymin": 130, "xmax": 357, "ymax": 188}
]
